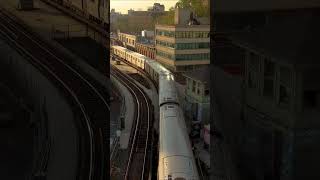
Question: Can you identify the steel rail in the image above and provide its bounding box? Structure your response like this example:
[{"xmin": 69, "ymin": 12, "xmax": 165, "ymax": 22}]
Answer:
[
  {"xmin": 110, "ymin": 68, "xmax": 141, "ymax": 179},
  {"xmin": 0, "ymin": 9, "xmax": 110, "ymax": 111},
  {"xmin": 0, "ymin": 22, "xmax": 94, "ymax": 180},
  {"xmin": 111, "ymin": 52, "xmax": 158, "ymax": 90},
  {"xmin": 110, "ymin": 66, "xmax": 151, "ymax": 180},
  {"xmin": 0, "ymin": 9, "xmax": 108, "ymax": 180}
]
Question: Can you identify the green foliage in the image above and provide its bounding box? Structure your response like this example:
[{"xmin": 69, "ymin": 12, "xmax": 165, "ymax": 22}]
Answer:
[
  {"xmin": 154, "ymin": 8, "xmax": 175, "ymax": 25},
  {"xmin": 176, "ymin": 0, "xmax": 209, "ymax": 17}
]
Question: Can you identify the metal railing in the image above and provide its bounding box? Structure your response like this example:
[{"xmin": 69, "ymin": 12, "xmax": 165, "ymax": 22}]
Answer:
[{"xmin": 51, "ymin": 23, "xmax": 108, "ymax": 46}]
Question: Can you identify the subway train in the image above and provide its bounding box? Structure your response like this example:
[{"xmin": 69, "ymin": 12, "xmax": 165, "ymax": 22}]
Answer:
[
  {"xmin": 49, "ymin": 0, "xmax": 109, "ymax": 28},
  {"xmin": 111, "ymin": 45, "xmax": 200, "ymax": 180}
]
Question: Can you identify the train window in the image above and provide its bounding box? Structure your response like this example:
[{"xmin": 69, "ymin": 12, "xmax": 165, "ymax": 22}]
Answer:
[{"xmin": 167, "ymin": 105, "xmax": 174, "ymax": 109}]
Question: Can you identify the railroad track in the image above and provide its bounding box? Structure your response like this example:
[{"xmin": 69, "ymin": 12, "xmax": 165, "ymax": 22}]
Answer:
[
  {"xmin": 0, "ymin": 9, "xmax": 108, "ymax": 180},
  {"xmin": 111, "ymin": 53, "xmax": 159, "ymax": 90},
  {"xmin": 110, "ymin": 66, "xmax": 152, "ymax": 180}
]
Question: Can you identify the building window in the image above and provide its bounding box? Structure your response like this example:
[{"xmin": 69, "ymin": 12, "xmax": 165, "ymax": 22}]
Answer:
[
  {"xmin": 247, "ymin": 52, "xmax": 260, "ymax": 91},
  {"xmin": 204, "ymin": 89, "xmax": 209, "ymax": 96},
  {"xmin": 173, "ymin": 31, "xmax": 209, "ymax": 39},
  {"xmin": 194, "ymin": 32, "xmax": 200, "ymax": 38},
  {"xmin": 156, "ymin": 30, "xmax": 175, "ymax": 37},
  {"xmin": 278, "ymin": 66, "xmax": 292, "ymax": 107},
  {"xmin": 156, "ymin": 50, "xmax": 174, "ymax": 60},
  {"xmin": 303, "ymin": 90, "xmax": 319, "ymax": 108},
  {"xmin": 175, "ymin": 42, "xmax": 210, "ymax": 50},
  {"xmin": 175, "ymin": 53, "xmax": 210, "ymax": 61},
  {"xmin": 263, "ymin": 59, "xmax": 275, "ymax": 98},
  {"xmin": 279, "ymin": 85, "xmax": 290, "ymax": 104}
]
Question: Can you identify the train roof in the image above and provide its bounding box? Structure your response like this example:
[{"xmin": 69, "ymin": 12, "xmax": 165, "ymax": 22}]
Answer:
[
  {"xmin": 130, "ymin": 51, "xmax": 146, "ymax": 60},
  {"xmin": 112, "ymin": 45, "xmax": 172, "ymax": 74},
  {"xmin": 160, "ymin": 104, "xmax": 193, "ymax": 157},
  {"xmin": 112, "ymin": 45, "xmax": 176, "ymax": 78},
  {"xmin": 145, "ymin": 58, "xmax": 171, "ymax": 75},
  {"xmin": 159, "ymin": 73, "xmax": 179, "ymax": 105},
  {"xmin": 112, "ymin": 45, "xmax": 148, "ymax": 61},
  {"xmin": 111, "ymin": 45, "xmax": 127, "ymax": 51}
]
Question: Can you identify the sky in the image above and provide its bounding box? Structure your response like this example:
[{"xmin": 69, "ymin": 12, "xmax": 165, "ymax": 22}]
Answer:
[{"xmin": 111, "ymin": 0, "xmax": 179, "ymax": 14}]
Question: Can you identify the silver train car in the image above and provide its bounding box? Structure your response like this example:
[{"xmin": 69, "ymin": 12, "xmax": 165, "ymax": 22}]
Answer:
[
  {"xmin": 112, "ymin": 45, "xmax": 146, "ymax": 69},
  {"xmin": 159, "ymin": 104, "xmax": 199, "ymax": 180},
  {"xmin": 111, "ymin": 45, "xmax": 199, "ymax": 180},
  {"xmin": 158, "ymin": 72, "xmax": 179, "ymax": 106}
]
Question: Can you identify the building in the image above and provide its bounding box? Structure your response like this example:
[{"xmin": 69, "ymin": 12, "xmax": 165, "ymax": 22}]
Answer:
[
  {"xmin": 148, "ymin": 3, "xmax": 165, "ymax": 13},
  {"xmin": 124, "ymin": 7, "xmax": 168, "ymax": 32},
  {"xmin": 127, "ymin": 10, "xmax": 154, "ymax": 31},
  {"xmin": 155, "ymin": 8, "xmax": 210, "ymax": 72},
  {"xmin": 184, "ymin": 67, "xmax": 210, "ymax": 123},
  {"xmin": 155, "ymin": 23, "xmax": 210, "ymax": 72},
  {"xmin": 213, "ymin": 0, "xmax": 320, "ymax": 13},
  {"xmin": 212, "ymin": 5, "xmax": 320, "ymax": 180},
  {"xmin": 174, "ymin": 8, "xmax": 194, "ymax": 26},
  {"xmin": 110, "ymin": 9, "xmax": 121, "ymax": 24},
  {"xmin": 155, "ymin": 9, "xmax": 210, "ymax": 72},
  {"xmin": 141, "ymin": 30, "xmax": 154, "ymax": 38},
  {"xmin": 136, "ymin": 42, "xmax": 155, "ymax": 59},
  {"xmin": 117, "ymin": 30, "xmax": 155, "ymax": 58},
  {"xmin": 235, "ymin": 12, "xmax": 320, "ymax": 180}
]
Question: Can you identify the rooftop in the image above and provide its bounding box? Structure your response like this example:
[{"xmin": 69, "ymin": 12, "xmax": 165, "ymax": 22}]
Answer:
[
  {"xmin": 184, "ymin": 67, "xmax": 210, "ymax": 83},
  {"xmin": 118, "ymin": 32, "xmax": 138, "ymax": 37},
  {"xmin": 137, "ymin": 37, "xmax": 154, "ymax": 46}
]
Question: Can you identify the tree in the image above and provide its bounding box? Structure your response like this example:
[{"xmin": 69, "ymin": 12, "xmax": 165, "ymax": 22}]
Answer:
[
  {"xmin": 154, "ymin": 7, "xmax": 175, "ymax": 25},
  {"xmin": 175, "ymin": 0, "xmax": 192, "ymax": 9},
  {"xmin": 175, "ymin": 0, "xmax": 209, "ymax": 17}
]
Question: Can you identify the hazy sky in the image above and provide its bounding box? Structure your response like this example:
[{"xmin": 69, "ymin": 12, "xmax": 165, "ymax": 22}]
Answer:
[{"xmin": 111, "ymin": 0, "xmax": 179, "ymax": 14}]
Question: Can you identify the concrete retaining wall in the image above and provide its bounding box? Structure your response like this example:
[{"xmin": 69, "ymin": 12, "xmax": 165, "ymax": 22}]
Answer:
[{"xmin": 0, "ymin": 39, "xmax": 78, "ymax": 180}]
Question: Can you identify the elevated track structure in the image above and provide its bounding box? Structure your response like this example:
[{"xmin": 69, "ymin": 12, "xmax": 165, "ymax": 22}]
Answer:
[{"xmin": 0, "ymin": 8, "xmax": 109, "ymax": 180}]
